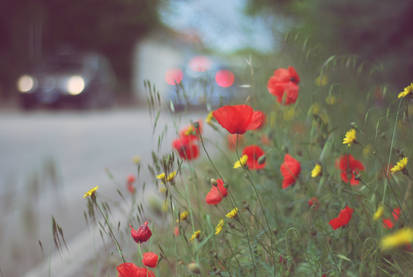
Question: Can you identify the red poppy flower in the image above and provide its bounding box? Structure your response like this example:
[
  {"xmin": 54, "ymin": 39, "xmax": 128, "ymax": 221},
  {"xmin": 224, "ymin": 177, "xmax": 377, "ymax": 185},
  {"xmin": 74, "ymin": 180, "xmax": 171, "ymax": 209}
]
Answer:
[
  {"xmin": 142, "ymin": 252, "xmax": 159, "ymax": 268},
  {"xmin": 130, "ymin": 221, "xmax": 152, "ymax": 244},
  {"xmin": 213, "ymin": 105, "xmax": 265, "ymax": 134},
  {"xmin": 382, "ymin": 218, "xmax": 394, "ymax": 229},
  {"xmin": 179, "ymin": 120, "xmax": 203, "ymax": 141},
  {"xmin": 280, "ymin": 154, "xmax": 301, "ymax": 189},
  {"xmin": 117, "ymin": 263, "xmax": 155, "ymax": 277},
  {"xmin": 215, "ymin": 70, "xmax": 235, "ymax": 87},
  {"xmin": 127, "ymin": 175, "xmax": 136, "ymax": 193},
  {"xmin": 308, "ymin": 197, "xmax": 319, "ymax": 208},
  {"xmin": 205, "ymin": 178, "xmax": 228, "ymax": 205},
  {"xmin": 338, "ymin": 154, "xmax": 365, "ymax": 185},
  {"xmin": 174, "ymin": 226, "xmax": 179, "ymax": 236},
  {"xmin": 329, "ymin": 206, "xmax": 353, "ymax": 230},
  {"xmin": 172, "ymin": 136, "xmax": 199, "ymax": 160},
  {"xmin": 227, "ymin": 134, "xmax": 244, "ymax": 151},
  {"xmin": 189, "ymin": 56, "xmax": 211, "ymax": 72},
  {"xmin": 242, "ymin": 145, "xmax": 266, "ymax": 170},
  {"xmin": 267, "ymin": 66, "xmax": 300, "ymax": 105},
  {"xmin": 392, "ymin": 207, "xmax": 401, "ymax": 221},
  {"xmin": 165, "ymin": 68, "xmax": 183, "ymax": 86},
  {"xmin": 381, "ymin": 207, "xmax": 401, "ymax": 229}
]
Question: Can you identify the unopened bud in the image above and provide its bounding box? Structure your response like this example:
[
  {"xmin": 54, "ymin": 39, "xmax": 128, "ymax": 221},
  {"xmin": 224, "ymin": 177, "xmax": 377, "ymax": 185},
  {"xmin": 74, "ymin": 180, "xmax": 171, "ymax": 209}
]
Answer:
[
  {"xmin": 192, "ymin": 121, "xmax": 200, "ymax": 130},
  {"xmin": 187, "ymin": 262, "xmax": 201, "ymax": 274},
  {"xmin": 258, "ymin": 155, "xmax": 266, "ymax": 164},
  {"xmin": 210, "ymin": 178, "xmax": 217, "ymax": 186}
]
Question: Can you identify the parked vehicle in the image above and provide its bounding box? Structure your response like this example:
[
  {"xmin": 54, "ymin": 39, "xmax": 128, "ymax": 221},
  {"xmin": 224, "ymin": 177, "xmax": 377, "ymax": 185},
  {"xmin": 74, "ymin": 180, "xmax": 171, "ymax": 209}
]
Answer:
[
  {"xmin": 17, "ymin": 51, "xmax": 116, "ymax": 110},
  {"xmin": 166, "ymin": 56, "xmax": 237, "ymax": 111}
]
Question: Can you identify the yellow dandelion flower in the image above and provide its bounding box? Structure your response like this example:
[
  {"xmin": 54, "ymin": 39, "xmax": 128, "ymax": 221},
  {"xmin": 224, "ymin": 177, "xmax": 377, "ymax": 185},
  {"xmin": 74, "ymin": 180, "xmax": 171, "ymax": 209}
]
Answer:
[
  {"xmin": 132, "ymin": 155, "xmax": 141, "ymax": 164},
  {"xmin": 233, "ymin": 154, "xmax": 248, "ymax": 169},
  {"xmin": 179, "ymin": 211, "xmax": 189, "ymax": 221},
  {"xmin": 83, "ymin": 185, "xmax": 99, "ymax": 198},
  {"xmin": 380, "ymin": 228, "xmax": 413, "ymax": 251},
  {"xmin": 205, "ymin": 111, "xmax": 214, "ymax": 124},
  {"xmin": 343, "ymin": 128, "xmax": 356, "ymax": 146},
  {"xmin": 391, "ymin": 157, "xmax": 408, "ymax": 174},
  {"xmin": 397, "ymin": 83, "xmax": 413, "ymax": 99},
  {"xmin": 373, "ymin": 205, "xmax": 384, "ymax": 221},
  {"xmin": 215, "ymin": 219, "xmax": 224, "ymax": 235},
  {"xmin": 311, "ymin": 164, "xmax": 322, "ymax": 178},
  {"xmin": 189, "ymin": 230, "xmax": 201, "ymax": 242},
  {"xmin": 325, "ymin": 95, "xmax": 336, "ymax": 105},
  {"xmin": 226, "ymin": 208, "xmax": 239, "ymax": 219},
  {"xmin": 156, "ymin": 173, "xmax": 166, "ymax": 180},
  {"xmin": 157, "ymin": 171, "xmax": 177, "ymax": 182},
  {"xmin": 167, "ymin": 171, "xmax": 177, "ymax": 181},
  {"xmin": 315, "ymin": 74, "xmax": 328, "ymax": 87}
]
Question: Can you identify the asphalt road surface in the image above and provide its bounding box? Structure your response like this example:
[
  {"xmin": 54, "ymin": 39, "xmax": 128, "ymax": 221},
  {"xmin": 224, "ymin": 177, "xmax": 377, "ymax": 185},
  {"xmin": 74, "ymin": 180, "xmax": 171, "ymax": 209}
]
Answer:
[{"xmin": 0, "ymin": 108, "xmax": 208, "ymax": 277}]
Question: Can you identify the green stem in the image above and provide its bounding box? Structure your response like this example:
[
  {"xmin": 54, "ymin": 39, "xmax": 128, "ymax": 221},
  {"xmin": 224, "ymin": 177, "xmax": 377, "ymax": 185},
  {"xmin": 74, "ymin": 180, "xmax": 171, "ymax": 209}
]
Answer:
[
  {"xmin": 383, "ymin": 99, "xmax": 403, "ymax": 203},
  {"xmin": 95, "ymin": 202, "xmax": 126, "ymax": 263}
]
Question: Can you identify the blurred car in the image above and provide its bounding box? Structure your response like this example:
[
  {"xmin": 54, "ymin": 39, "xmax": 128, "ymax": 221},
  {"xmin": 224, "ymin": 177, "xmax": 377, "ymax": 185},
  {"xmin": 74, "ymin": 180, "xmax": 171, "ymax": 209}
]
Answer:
[
  {"xmin": 166, "ymin": 56, "xmax": 237, "ymax": 110},
  {"xmin": 17, "ymin": 52, "xmax": 116, "ymax": 110}
]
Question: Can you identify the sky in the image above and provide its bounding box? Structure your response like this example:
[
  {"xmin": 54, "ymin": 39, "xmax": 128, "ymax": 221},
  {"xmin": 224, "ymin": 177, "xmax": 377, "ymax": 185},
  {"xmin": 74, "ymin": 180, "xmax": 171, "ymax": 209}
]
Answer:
[{"xmin": 160, "ymin": 0, "xmax": 283, "ymax": 53}]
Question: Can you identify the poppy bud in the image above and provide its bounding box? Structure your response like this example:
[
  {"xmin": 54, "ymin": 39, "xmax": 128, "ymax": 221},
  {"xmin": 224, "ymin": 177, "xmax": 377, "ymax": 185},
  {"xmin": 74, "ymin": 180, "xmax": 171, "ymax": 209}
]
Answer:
[
  {"xmin": 142, "ymin": 252, "xmax": 158, "ymax": 268},
  {"xmin": 130, "ymin": 221, "xmax": 152, "ymax": 243},
  {"xmin": 187, "ymin": 262, "xmax": 201, "ymax": 274},
  {"xmin": 192, "ymin": 121, "xmax": 200, "ymax": 130},
  {"xmin": 258, "ymin": 155, "xmax": 266, "ymax": 164},
  {"xmin": 210, "ymin": 178, "xmax": 217, "ymax": 186}
]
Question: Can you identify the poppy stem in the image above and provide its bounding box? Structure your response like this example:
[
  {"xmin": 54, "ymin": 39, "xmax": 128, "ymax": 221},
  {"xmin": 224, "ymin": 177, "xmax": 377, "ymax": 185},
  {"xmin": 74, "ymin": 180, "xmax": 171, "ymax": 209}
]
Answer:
[
  {"xmin": 235, "ymin": 135, "xmax": 277, "ymax": 276},
  {"xmin": 95, "ymin": 201, "xmax": 126, "ymax": 263},
  {"xmin": 383, "ymin": 99, "xmax": 403, "ymax": 203}
]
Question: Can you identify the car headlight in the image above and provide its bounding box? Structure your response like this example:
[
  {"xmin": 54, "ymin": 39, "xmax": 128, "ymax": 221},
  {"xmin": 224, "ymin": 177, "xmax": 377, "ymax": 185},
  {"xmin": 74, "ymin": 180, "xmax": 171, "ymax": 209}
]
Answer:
[
  {"xmin": 17, "ymin": 75, "xmax": 35, "ymax": 93},
  {"xmin": 66, "ymin": 76, "xmax": 85, "ymax": 95}
]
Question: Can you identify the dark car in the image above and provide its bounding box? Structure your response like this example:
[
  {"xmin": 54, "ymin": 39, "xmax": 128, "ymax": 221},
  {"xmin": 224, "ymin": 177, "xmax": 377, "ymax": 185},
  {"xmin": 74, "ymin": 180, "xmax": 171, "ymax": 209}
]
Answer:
[
  {"xmin": 17, "ymin": 52, "xmax": 116, "ymax": 109},
  {"xmin": 166, "ymin": 56, "xmax": 237, "ymax": 111}
]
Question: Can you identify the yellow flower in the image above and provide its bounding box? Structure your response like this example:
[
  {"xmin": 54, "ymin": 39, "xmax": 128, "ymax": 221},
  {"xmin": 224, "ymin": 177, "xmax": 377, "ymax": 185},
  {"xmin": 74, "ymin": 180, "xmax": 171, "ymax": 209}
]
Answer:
[
  {"xmin": 156, "ymin": 171, "xmax": 177, "ymax": 182},
  {"xmin": 132, "ymin": 155, "xmax": 141, "ymax": 164},
  {"xmin": 343, "ymin": 128, "xmax": 356, "ymax": 146},
  {"xmin": 380, "ymin": 228, "xmax": 413, "ymax": 251},
  {"xmin": 167, "ymin": 171, "xmax": 177, "ymax": 181},
  {"xmin": 83, "ymin": 185, "xmax": 99, "ymax": 198},
  {"xmin": 363, "ymin": 144, "xmax": 372, "ymax": 158},
  {"xmin": 189, "ymin": 230, "xmax": 201, "ymax": 242},
  {"xmin": 310, "ymin": 103, "xmax": 320, "ymax": 115},
  {"xmin": 397, "ymin": 83, "xmax": 413, "ymax": 99},
  {"xmin": 315, "ymin": 74, "xmax": 328, "ymax": 87},
  {"xmin": 184, "ymin": 126, "xmax": 195, "ymax": 136},
  {"xmin": 325, "ymin": 95, "xmax": 336, "ymax": 105},
  {"xmin": 179, "ymin": 211, "xmax": 189, "ymax": 221},
  {"xmin": 233, "ymin": 154, "xmax": 248, "ymax": 169},
  {"xmin": 311, "ymin": 164, "xmax": 322, "ymax": 178},
  {"xmin": 391, "ymin": 157, "xmax": 408, "ymax": 174},
  {"xmin": 215, "ymin": 219, "xmax": 224, "ymax": 235},
  {"xmin": 226, "ymin": 208, "xmax": 239, "ymax": 219},
  {"xmin": 205, "ymin": 111, "xmax": 214, "ymax": 124},
  {"xmin": 373, "ymin": 205, "xmax": 384, "ymax": 221},
  {"xmin": 156, "ymin": 173, "xmax": 166, "ymax": 180}
]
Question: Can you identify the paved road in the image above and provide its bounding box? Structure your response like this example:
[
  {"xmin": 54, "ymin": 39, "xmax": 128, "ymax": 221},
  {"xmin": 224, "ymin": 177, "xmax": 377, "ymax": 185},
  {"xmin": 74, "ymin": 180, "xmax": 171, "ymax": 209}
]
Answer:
[{"xmin": 0, "ymin": 108, "xmax": 207, "ymax": 277}]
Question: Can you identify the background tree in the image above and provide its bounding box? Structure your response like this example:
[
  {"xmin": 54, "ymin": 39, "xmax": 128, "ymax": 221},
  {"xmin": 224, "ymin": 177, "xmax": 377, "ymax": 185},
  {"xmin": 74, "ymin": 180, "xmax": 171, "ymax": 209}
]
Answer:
[{"xmin": 246, "ymin": 0, "xmax": 413, "ymax": 87}]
